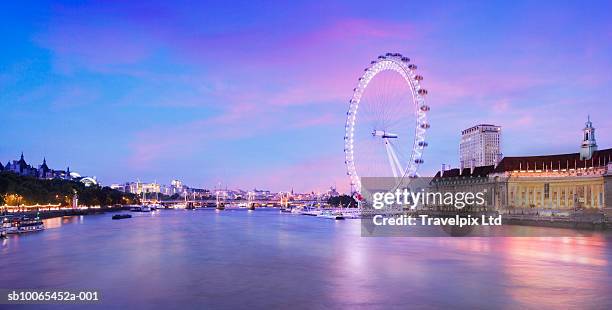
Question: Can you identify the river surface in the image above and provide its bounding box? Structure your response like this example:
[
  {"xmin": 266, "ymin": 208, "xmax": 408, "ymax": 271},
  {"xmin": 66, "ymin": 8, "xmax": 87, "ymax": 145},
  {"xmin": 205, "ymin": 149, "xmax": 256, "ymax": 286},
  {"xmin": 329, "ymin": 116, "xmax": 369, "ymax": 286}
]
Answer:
[{"xmin": 1, "ymin": 209, "xmax": 611, "ymax": 309}]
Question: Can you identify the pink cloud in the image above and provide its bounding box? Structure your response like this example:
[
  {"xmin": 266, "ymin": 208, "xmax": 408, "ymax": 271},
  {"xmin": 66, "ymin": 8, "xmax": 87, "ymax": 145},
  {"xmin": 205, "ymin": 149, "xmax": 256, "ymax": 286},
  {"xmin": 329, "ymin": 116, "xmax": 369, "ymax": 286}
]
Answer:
[
  {"xmin": 512, "ymin": 115, "xmax": 535, "ymax": 127},
  {"xmin": 492, "ymin": 99, "xmax": 510, "ymax": 113}
]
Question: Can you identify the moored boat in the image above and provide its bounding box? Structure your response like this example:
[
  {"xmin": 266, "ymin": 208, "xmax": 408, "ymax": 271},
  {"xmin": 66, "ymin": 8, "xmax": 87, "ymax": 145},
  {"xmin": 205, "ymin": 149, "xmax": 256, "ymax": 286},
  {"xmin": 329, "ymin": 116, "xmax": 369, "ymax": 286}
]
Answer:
[
  {"xmin": 216, "ymin": 203, "xmax": 225, "ymax": 210},
  {"xmin": 130, "ymin": 205, "xmax": 152, "ymax": 212},
  {"xmin": 319, "ymin": 210, "xmax": 345, "ymax": 220},
  {"xmin": 0, "ymin": 220, "xmax": 7, "ymax": 238},
  {"xmin": 3, "ymin": 215, "xmax": 45, "ymax": 234},
  {"xmin": 301, "ymin": 209, "xmax": 321, "ymax": 216},
  {"xmin": 149, "ymin": 204, "xmax": 160, "ymax": 210}
]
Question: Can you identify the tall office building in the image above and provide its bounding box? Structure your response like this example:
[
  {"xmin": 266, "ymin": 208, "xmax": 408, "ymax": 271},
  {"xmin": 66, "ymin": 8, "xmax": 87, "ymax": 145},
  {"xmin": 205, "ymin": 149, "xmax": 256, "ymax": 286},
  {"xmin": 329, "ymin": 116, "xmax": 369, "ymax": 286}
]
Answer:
[{"xmin": 460, "ymin": 124, "xmax": 502, "ymax": 169}]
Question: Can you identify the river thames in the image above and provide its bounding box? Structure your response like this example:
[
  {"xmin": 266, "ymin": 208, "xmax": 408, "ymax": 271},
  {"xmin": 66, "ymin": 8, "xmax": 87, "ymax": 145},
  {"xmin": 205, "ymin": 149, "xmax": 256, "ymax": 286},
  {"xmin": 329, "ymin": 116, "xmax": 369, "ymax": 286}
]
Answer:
[{"xmin": 1, "ymin": 209, "xmax": 611, "ymax": 309}]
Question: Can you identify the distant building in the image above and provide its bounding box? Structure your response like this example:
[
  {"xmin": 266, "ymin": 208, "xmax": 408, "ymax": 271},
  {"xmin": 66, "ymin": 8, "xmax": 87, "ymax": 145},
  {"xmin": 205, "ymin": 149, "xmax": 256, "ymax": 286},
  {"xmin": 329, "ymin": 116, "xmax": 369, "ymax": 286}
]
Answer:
[
  {"xmin": 2, "ymin": 153, "xmax": 72, "ymax": 180},
  {"xmin": 80, "ymin": 177, "xmax": 98, "ymax": 187},
  {"xmin": 127, "ymin": 182, "xmax": 161, "ymax": 195},
  {"xmin": 327, "ymin": 186, "xmax": 340, "ymax": 198},
  {"xmin": 460, "ymin": 124, "xmax": 501, "ymax": 170},
  {"xmin": 170, "ymin": 179, "xmax": 185, "ymax": 195},
  {"xmin": 189, "ymin": 188, "xmax": 210, "ymax": 199},
  {"xmin": 252, "ymin": 189, "xmax": 272, "ymax": 200},
  {"xmin": 110, "ymin": 183, "xmax": 127, "ymax": 192}
]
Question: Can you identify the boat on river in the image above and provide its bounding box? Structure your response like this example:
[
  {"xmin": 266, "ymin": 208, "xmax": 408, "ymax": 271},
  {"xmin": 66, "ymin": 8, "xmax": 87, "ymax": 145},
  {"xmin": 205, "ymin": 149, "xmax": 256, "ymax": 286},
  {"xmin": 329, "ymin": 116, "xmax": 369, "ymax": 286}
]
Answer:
[
  {"xmin": 2, "ymin": 215, "xmax": 45, "ymax": 234},
  {"xmin": 300, "ymin": 206, "xmax": 321, "ymax": 216},
  {"xmin": 112, "ymin": 214, "xmax": 132, "ymax": 220},
  {"xmin": 130, "ymin": 205, "xmax": 152, "ymax": 212},
  {"xmin": 318, "ymin": 210, "xmax": 345, "ymax": 220},
  {"xmin": 148, "ymin": 204, "xmax": 161, "ymax": 210}
]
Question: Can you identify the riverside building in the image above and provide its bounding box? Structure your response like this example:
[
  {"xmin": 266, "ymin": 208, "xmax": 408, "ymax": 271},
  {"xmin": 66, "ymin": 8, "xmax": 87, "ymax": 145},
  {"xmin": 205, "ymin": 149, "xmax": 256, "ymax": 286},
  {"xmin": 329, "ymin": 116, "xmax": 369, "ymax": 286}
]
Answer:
[
  {"xmin": 459, "ymin": 124, "xmax": 502, "ymax": 169},
  {"xmin": 1, "ymin": 153, "xmax": 73, "ymax": 180},
  {"xmin": 433, "ymin": 118, "xmax": 612, "ymax": 217}
]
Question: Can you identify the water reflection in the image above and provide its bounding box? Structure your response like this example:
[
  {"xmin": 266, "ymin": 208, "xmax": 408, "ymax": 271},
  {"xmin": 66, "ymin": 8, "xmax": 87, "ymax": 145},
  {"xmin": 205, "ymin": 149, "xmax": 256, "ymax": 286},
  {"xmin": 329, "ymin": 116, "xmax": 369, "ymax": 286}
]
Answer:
[
  {"xmin": 39, "ymin": 215, "xmax": 82, "ymax": 230},
  {"xmin": 1, "ymin": 210, "xmax": 610, "ymax": 309},
  {"xmin": 500, "ymin": 236, "xmax": 610, "ymax": 308}
]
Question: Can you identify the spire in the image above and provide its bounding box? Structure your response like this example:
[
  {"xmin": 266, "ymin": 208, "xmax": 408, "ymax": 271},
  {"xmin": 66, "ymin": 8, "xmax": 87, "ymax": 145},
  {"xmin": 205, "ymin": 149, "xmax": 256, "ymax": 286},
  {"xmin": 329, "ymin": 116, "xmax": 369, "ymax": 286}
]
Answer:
[
  {"xmin": 585, "ymin": 115, "xmax": 593, "ymax": 128},
  {"xmin": 18, "ymin": 152, "xmax": 27, "ymax": 164},
  {"xmin": 40, "ymin": 157, "xmax": 49, "ymax": 171},
  {"xmin": 17, "ymin": 152, "xmax": 28, "ymax": 169},
  {"xmin": 580, "ymin": 116, "xmax": 597, "ymax": 160}
]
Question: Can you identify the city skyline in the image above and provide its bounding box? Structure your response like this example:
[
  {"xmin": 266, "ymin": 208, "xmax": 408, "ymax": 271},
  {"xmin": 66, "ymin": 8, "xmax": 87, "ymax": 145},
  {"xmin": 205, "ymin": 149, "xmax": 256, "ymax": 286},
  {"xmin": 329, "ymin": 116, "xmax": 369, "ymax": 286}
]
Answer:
[{"xmin": 1, "ymin": 1, "xmax": 611, "ymax": 192}]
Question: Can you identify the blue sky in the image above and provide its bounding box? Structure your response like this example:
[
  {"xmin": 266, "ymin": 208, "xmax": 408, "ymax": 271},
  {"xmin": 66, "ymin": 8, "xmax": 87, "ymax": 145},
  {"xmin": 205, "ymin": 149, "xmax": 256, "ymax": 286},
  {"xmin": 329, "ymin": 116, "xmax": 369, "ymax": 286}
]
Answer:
[{"xmin": 1, "ymin": 0, "xmax": 611, "ymax": 192}]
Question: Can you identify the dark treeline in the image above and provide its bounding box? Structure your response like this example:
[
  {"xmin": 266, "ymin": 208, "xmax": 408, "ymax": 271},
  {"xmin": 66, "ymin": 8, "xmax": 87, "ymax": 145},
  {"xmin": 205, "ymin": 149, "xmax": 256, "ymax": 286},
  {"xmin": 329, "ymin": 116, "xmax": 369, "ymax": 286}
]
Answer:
[
  {"xmin": 327, "ymin": 194, "xmax": 357, "ymax": 208},
  {"xmin": 0, "ymin": 172, "xmax": 139, "ymax": 206}
]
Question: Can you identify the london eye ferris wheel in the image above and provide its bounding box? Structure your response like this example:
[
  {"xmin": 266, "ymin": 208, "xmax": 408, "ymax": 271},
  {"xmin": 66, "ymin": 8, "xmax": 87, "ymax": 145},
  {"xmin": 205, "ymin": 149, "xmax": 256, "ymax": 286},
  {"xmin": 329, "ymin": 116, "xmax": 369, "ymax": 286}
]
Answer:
[{"xmin": 344, "ymin": 53, "xmax": 429, "ymax": 196}]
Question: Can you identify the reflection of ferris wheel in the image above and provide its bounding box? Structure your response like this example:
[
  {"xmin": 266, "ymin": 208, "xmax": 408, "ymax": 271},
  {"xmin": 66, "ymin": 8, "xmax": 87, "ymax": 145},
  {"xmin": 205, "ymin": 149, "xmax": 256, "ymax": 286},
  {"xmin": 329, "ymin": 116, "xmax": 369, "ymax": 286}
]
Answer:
[{"xmin": 344, "ymin": 53, "xmax": 429, "ymax": 194}]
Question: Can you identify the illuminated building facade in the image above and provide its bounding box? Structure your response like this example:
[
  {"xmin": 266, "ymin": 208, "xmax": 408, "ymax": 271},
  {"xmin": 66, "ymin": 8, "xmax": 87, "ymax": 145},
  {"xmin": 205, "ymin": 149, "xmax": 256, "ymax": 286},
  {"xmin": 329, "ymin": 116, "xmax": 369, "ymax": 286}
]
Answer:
[{"xmin": 434, "ymin": 118, "xmax": 612, "ymax": 216}]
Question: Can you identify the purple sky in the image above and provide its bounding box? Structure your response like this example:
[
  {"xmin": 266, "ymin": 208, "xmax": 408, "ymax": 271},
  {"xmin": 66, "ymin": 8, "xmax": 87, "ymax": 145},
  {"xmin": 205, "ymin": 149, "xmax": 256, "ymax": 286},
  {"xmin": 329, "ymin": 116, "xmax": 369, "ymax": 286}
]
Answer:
[{"xmin": 1, "ymin": 1, "xmax": 611, "ymax": 192}]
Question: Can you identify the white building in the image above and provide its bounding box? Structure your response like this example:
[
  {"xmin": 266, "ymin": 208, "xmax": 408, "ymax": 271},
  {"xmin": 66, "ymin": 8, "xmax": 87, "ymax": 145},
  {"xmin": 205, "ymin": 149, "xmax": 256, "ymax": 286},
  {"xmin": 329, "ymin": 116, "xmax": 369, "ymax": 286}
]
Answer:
[
  {"xmin": 126, "ymin": 182, "xmax": 160, "ymax": 195},
  {"xmin": 110, "ymin": 183, "xmax": 127, "ymax": 192},
  {"xmin": 580, "ymin": 116, "xmax": 597, "ymax": 160},
  {"xmin": 170, "ymin": 179, "xmax": 185, "ymax": 195},
  {"xmin": 460, "ymin": 124, "xmax": 502, "ymax": 169}
]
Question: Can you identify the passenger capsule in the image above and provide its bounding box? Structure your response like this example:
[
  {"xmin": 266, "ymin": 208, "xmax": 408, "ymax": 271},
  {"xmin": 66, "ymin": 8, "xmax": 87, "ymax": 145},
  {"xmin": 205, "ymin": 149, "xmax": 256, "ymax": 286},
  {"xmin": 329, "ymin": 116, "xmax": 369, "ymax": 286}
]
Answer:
[
  {"xmin": 401, "ymin": 57, "xmax": 410, "ymax": 62},
  {"xmin": 420, "ymin": 105, "xmax": 430, "ymax": 112},
  {"xmin": 420, "ymin": 123, "xmax": 430, "ymax": 129},
  {"xmin": 418, "ymin": 89, "xmax": 428, "ymax": 95},
  {"xmin": 418, "ymin": 141, "xmax": 428, "ymax": 147},
  {"xmin": 414, "ymin": 75, "xmax": 423, "ymax": 81},
  {"xmin": 414, "ymin": 159, "xmax": 424, "ymax": 164},
  {"xmin": 370, "ymin": 61, "xmax": 376, "ymax": 64},
  {"xmin": 385, "ymin": 52, "xmax": 392, "ymax": 56},
  {"xmin": 408, "ymin": 64, "xmax": 417, "ymax": 70}
]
